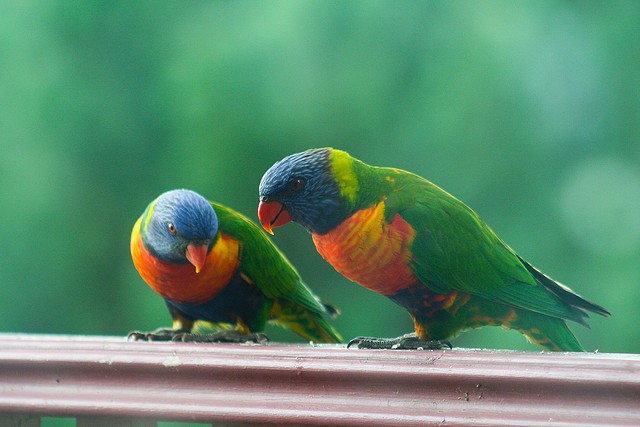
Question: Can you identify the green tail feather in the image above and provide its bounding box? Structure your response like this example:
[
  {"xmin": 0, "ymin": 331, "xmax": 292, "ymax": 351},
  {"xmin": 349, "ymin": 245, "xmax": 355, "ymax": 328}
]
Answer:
[
  {"xmin": 517, "ymin": 255, "xmax": 611, "ymax": 321},
  {"xmin": 270, "ymin": 300, "xmax": 343, "ymax": 343},
  {"xmin": 517, "ymin": 313, "xmax": 585, "ymax": 352}
]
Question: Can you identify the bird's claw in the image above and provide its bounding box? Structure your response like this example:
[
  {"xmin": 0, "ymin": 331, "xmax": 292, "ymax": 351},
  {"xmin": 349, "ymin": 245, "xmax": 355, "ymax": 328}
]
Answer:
[
  {"xmin": 172, "ymin": 330, "xmax": 269, "ymax": 344},
  {"xmin": 347, "ymin": 334, "xmax": 452, "ymax": 350},
  {"xmin": 127, "ymin": 328, "xmax": 185, "ymax": 341},
  {"xmin": 127, "ymin": 331, "xmax": 146, "ymax": 341},
  {"xmin": 128, "ymin": 329, "xmax": 269, "ymax": 344}
]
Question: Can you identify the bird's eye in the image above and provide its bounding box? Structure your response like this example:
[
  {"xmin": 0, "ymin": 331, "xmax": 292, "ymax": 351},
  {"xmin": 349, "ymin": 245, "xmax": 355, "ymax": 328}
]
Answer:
[
  {"xmin": 167, "ymin": 223, "xmax": 177, "ymax": 235},
  {"xmin": 289, "ymin": 178, "xmax": 304, "ymax": 192}
]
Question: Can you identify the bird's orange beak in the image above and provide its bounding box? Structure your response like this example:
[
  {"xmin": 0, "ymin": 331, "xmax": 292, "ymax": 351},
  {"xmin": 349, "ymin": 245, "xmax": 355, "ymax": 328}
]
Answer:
[
  {"xmin": 185, "ymin": 243, "xmax": 208, "ymax": 274},
  {"xmin": 258, "ymin": 200, "xmax": 292, "ymax": 235}
]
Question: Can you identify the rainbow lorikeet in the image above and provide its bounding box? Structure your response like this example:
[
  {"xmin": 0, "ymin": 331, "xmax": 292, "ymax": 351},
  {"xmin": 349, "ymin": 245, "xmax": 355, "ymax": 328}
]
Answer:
[
  {"xmin": 257, "ymin": 148, "xmax": 610, "ymax": 351},
  {"xmin": 129, "ymin": 189, "xmax": 342, "ymax": 343}
]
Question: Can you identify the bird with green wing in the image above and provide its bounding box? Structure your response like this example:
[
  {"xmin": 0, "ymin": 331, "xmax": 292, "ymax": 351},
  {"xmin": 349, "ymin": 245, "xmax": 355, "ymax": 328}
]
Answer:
[
  {"xmin": 258, "ymin": 148, "xmax": 609, "ymax": 351},
  {"xmin": 130, "ymin": 189, "xmax": 342, "ymax": 344}
]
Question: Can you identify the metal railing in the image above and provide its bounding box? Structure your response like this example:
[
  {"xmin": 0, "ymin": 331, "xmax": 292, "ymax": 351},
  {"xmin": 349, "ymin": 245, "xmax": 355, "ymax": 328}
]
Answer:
[{"xmin": 0, "ymin": 333, "xmax": 638, "ymax": 426}]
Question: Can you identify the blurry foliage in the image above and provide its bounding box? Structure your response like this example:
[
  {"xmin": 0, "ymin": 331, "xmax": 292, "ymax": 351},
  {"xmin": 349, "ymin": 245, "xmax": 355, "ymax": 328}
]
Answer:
[{"xmin": 0, "ymin": 0, "xmax": 638, "ymax": 353}]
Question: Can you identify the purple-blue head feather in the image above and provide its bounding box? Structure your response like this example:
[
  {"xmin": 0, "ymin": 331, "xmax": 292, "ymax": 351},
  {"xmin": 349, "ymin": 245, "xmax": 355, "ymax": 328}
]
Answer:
[
  {"xmin": 259, "ymin": 148, "xmax": 346, "ymax": 234},
  {"xmin": 142, "ymin": 189, "xmax": 218, "ymax": 263}
]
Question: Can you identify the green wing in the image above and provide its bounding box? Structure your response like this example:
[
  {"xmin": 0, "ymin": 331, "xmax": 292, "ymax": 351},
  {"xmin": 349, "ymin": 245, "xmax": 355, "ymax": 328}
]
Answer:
[
  {"xmin": 381, "ymin": 171, "xmax": 590, "ymax": 324},
  {"xmin": 211, "ymin": 202, "xmax": 331, "ymax": 316}
]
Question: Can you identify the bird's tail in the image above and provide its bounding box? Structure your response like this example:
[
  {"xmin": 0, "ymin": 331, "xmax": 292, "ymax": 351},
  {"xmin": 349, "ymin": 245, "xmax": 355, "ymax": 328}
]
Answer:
[
  {"xmin": 515, "ymin": 312, "xmax": 585, "ymax": 352},
  {"xmin": 517, "ymin": 255, "xmax": 611, "ymax": 321},
  {"xmin": 269, "ymin": 299, "xmax": 343, "ymax": 343}
]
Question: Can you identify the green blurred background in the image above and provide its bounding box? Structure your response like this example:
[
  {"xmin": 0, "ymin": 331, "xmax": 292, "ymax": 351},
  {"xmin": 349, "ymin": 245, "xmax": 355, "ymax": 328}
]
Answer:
[{"xmin": 1, "ymin": 0, "xmax": 638, "ymax": 353}]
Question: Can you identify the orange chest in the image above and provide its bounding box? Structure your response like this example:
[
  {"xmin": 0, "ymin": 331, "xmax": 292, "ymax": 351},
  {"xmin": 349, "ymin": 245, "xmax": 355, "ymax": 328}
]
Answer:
[
  {"xmin": 312, "ymin": 202, "xmax": 418, "ymax": 296},
  {"xmin": 130, "ymin": 225, "xmax": 240, "ymax": 304}
]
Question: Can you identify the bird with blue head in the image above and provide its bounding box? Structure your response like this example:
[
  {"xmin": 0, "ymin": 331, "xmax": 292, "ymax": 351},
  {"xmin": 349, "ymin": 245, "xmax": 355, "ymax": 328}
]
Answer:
[
  {"xmin": 258, "ymin": 148, "xmax": 610, "ymax": 351},
  {"xmin": 130, "ymin": 189, "xmax": 342, "ymax": 344}
]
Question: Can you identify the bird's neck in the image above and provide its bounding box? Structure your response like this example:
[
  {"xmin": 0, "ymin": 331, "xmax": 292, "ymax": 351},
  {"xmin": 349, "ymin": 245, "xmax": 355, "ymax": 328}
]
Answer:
[{"xmin": 342, "ymin": 160, "xmax": 395, "ymax": 215}]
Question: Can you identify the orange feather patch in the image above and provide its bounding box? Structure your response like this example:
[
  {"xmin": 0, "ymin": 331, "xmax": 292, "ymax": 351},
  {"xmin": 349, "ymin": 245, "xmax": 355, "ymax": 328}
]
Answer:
[
  {"xmin": 130, "ymin": 217, "xmax": 240, "ymax": 305},
  {"xmin": 312, "ymin": 202, "xmax": 417, "ymax": 296}
]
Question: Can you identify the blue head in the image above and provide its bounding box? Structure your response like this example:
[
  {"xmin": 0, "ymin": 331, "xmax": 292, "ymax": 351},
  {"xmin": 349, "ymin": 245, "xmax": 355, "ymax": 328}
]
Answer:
[
  {"xmin": 258, "ymin": 148, "xmax": 353, "ymax": 235},
  {"xmin": 141, "ymin": 189, "xmax": 218, "ymax": 272}
]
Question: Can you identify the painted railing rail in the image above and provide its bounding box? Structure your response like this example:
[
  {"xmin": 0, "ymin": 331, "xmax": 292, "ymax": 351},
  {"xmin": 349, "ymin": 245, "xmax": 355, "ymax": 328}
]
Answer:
[{"xmin": 0, "ymin": 333, "xmax": 638, "ymax": 426}]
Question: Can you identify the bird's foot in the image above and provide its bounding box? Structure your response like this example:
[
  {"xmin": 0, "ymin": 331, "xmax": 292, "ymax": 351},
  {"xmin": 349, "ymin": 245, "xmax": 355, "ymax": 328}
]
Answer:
[
  {"xmin": 171, "ymin": 330, "xmax": 269, "ymax": 344},
  {"xmin": 347, "ymin": 333, "xmax": 452, "ymax": 350},
  {"xmin": 128, "ymin": 328, "xmax": 269, "ymax": 344},
  {"xmin": 127, "ymin": 327, "xmax": 190, "ymax": 342}
]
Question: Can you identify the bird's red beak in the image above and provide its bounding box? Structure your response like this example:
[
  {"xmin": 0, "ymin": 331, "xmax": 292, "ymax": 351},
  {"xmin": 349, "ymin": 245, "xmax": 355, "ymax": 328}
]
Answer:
[
  {"xmin": 185, "ymin": 243, "xmax": 208, "ymax": 274},
  {"xmin": 258, "ymin": 200, "xmax": 292, "ymax": 235}
]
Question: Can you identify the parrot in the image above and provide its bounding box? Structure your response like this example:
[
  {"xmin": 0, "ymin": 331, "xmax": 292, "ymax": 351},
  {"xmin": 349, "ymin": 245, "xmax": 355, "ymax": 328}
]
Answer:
[
  {"xmin": 129, "ymin": 189, "xmax": 342, "ymax": 344},
  {"xmin": 257, "ymin": 148, "xmax": 610, "ymax": 351}
]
